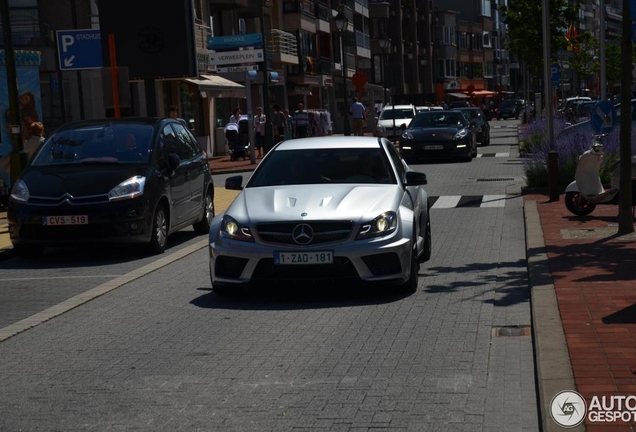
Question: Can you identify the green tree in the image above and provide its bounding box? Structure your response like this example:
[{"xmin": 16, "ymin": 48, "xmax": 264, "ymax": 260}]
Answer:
[
  {"xmin": 567, "ymin": 31, "xmax": 596, "ymax": 92},
  {"xmin": 502, "ymin": 0, "xmax": 578, "ymax": 79},
  {"xmin": 569, "ymin": 35, "xmax": 632, "ymax": 95}
]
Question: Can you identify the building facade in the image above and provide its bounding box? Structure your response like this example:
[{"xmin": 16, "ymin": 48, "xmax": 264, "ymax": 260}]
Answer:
[{"xmin": 1, "ymin": 0, "xmax": 534, "ymax": 143}]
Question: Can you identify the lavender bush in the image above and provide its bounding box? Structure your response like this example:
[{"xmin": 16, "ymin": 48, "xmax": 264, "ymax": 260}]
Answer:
[{"xmin": 520, "ymin": 116, "xmax": 636, "ymax": 188}]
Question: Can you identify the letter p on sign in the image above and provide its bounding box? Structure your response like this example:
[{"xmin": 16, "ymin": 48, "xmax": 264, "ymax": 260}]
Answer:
[{"xmin": 61, "ymin": 35, "xmax": 74, "ymax": 52}]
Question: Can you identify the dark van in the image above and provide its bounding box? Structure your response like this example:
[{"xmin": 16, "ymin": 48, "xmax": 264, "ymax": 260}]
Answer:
[{"xmin": 8, "ymin": 118, "xmax": 215, "ymax": 257}]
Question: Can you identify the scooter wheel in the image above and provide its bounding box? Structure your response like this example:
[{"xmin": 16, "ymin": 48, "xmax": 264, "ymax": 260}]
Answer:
[{"xmin": 565, "ymin": 191, "xmax": 596, "ymax": 216}]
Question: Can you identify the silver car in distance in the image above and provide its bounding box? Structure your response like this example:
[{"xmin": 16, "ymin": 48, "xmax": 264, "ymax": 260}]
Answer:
[{"xmin": 208, "ymin": 136, "xmax": 432, "ymax": 295}]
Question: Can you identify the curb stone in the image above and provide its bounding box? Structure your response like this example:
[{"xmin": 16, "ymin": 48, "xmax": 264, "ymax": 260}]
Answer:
[{"xmin": 524, "ymin": 200, "xmax": 586, "ymax": 432}]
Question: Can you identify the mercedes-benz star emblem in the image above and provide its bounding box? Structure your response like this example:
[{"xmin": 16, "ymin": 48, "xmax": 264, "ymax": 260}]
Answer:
[{"xmin": 292, "ymin": 224, "xmax": 314, "ymax": 245}]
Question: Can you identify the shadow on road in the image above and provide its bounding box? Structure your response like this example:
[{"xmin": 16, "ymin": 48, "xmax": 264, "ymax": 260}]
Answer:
[
  {"xmin": 190, "ymin": 282, "xmax": 412, "ymax": 311},
  {"xmin": 0, "ymin": 230, "xmax": 202, "ymax": 269}
]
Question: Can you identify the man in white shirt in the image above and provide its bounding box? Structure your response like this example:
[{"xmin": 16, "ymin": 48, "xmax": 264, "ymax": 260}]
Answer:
[{"xmin": 349, "ymin": 98, "xmax": 366, "ymax": 136}]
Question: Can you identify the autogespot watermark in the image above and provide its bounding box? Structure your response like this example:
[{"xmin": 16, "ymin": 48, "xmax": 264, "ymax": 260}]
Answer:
[{"xmin": 551, "ymin": 390, "xmax": 636, "ymax": 428}]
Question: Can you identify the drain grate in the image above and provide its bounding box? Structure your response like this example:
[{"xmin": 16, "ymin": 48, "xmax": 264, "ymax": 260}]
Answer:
[
  {"xmin": 492, "ymin": 326, "xmax": 531, "ymax": 337},
  {"xmin": 476, "ymin": 178, "xmax": 515, "ymax": 182}
]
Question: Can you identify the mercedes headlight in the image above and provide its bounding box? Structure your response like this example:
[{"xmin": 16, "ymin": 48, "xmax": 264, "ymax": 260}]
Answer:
[
  {"xmin": 357, "ymin": 211, "xmax": 398, "ymax": 240},
  {"xmin": 108, "ymin": 175, "xmax": 146, "ymax": 201},
  {"xmin": 377, "ymin": 124, "xmax": 386, "ymax": 133},
  {"xmin": 220, "ymin": 215, "xmax": 254, "ymax": 242},
  {"xmin": 10, "ymin": 179, "xmax": 29, "ymax": 203}
]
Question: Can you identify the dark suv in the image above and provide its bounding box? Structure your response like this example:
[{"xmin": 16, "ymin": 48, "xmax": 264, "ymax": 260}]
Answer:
[
  {"xmin": 8, "ymin": 117, "xmax": 215, "ymax": 257},
  {"xmin": 497, "ymin": 99, "xmax": 524, "ymax": 120}
]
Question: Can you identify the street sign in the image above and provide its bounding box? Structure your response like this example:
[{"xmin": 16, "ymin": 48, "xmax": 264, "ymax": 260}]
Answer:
[
  {"xmin": 590, "ymin": 100, "xmax": 616, "ymax": 134},
  {"xmin": 56, "ymin": 29, "xmax": 103, "ymax": 71},
  {"xmin": 208, "ymin": 49, "xmax": 264, "ymax": 66},
  {"xmin": 207, "ymin": 33, "xmax": 263, "ymax": 50},
  {"xmin": 216, "ymin": 64, "xmax": 259, "ymax": 73}
]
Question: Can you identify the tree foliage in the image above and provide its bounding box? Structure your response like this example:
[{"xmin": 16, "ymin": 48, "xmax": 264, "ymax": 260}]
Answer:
[
  {"xmin": 501, "ymin": 0, "xmax": 578, "ymax": 78},
  {"xmin": 569, "ymin": 33, "xmax": 633, "ymax": 93}
]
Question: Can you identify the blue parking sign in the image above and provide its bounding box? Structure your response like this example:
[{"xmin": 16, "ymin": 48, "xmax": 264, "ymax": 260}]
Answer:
[
  {"xmin": 56, "ymin": 29, "xmax": 103, "ymax": 71},
  {"xmin": 590, "ymin": 100, "xmax": 616, "ymax": 134}
]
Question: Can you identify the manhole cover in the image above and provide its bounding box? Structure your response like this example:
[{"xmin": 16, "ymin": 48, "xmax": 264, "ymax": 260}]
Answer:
[{"xmin": 492, "ymin": 326, "xmax": 531, "ymax": 337}]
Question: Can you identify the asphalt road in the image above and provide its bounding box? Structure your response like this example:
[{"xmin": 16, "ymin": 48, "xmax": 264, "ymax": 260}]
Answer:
[{"xmin": 0, "ymin": 119, "xmax": 539, "ymax": 431}]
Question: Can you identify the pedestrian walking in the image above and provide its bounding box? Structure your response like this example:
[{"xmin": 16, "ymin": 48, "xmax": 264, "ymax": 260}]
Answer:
[
  {"xmin": 253, "ymin": 107, "xmax": 265, "ymax": 158},
  {"xmin": 293, "ymin": 103, "xmax": 310, "ymax": 138},
  {"xmin": 272, "ymin": 104, "xmax": 287, "ymax": 143},
  {"xmin": 169, "ymin": 105, "xmax": 187, "ymax": 127},
  {"xmin": 349, "ymin": 98, "xmax": 366, "ymax": 136},
  {"xmin": 283, "ymin": 109, "xmax": 293, "ymax": 140},
  {"xmin": 24, "ymin": 121, "xmax": 44, "ymax": 159}
]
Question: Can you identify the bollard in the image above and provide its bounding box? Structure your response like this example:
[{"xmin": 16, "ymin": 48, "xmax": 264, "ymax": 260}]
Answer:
[{"xmin": 548, "ymin": 150, "xmax": 559, "ymax": 201}]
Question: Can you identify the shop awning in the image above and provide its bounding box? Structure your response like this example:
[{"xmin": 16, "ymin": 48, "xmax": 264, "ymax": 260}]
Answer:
[
  {"xmin": 448, "ymin": 92, "xmax": 469, "ymax": 99},
  {"xmin": 185, "ymin": 74, "xmax": 245, "ymax": 98},
  {"xmin": 472, "ymin": 90, "xmax": 496, "ymax": 97}
]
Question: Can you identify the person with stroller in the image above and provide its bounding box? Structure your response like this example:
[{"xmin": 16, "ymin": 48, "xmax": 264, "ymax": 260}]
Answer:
[
  {"xmin": 228, "ymin": 107, "xmax": 242, "ymax": 126},
  {"xmin": 225, "ymin": 107, "xmax": 249, "ymax": 160}
]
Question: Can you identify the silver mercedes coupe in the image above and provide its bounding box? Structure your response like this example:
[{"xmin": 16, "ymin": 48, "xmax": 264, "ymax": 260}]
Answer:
[{"xmin": 208, "ymin": 136, "xmax": 432, "ymax": 294}]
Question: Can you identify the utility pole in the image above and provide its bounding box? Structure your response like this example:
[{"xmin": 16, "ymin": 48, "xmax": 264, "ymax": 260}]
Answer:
[
  {"xmin": 259, "ymin": 1, "xmax": 273, "ymax": 153},
  {"xmin": 1, "ymin": 0, "xmax": 27, "ymax": 186},
  {"xmin": 542, "ymin": 0, "xmax": 559, "ymax": 201}
]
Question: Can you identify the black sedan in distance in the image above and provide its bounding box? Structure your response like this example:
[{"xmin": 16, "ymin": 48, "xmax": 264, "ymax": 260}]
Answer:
[
  {"xmin": 8, "ymin": 118, "xmax": 215, "ymax": 257},
  {"xmin": 452, "ymin": 106, "xmax": 490, "ymax": 146},
  {"xmin": 398, "ymin": 111, "xmax": 477, "ymax": 162}
]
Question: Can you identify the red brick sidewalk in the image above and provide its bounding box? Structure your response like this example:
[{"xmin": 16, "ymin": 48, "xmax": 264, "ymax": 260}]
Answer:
[
  {"xmin": 208, "ymin": 155, "xmax": 260, "ymax": 173},
  {"xmin": 526, "ymin": 192, "xmax": 636, "ymax": 431}
]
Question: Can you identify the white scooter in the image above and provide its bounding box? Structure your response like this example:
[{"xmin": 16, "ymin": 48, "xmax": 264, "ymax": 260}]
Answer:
[{"xmin": 564, "ymin": 134, "xmax": 636, "ymax": 216}]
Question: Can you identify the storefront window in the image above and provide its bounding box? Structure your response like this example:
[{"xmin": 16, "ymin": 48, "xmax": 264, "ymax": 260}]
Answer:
[{"xmin": 179, "ymin": 82, "xmax": 199, "ymax": 135}]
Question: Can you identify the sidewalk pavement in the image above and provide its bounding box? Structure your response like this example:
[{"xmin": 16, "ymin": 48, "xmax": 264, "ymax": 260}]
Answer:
[
  {"xmin": 524, "ymin": 192, "xmax": 636, "ymax": 432},
  {"xmin": 1, "ymin": 152, "xmax": 636, "ymax": 430}
]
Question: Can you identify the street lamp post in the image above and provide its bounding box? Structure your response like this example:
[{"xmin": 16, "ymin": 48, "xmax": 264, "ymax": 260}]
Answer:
[
  {"xmin": 260, "ymin": 0, "xmax": 274, "ymax": 154},
  {"xmin": 406, "ymin": 44, "xmax": 414, "ymax": 96},
  {"xmin": 335, "ymin": 10, "xmax": 351, "ymax": 136},
  {"xmin": 379, "ymin": 34, "xmax": 390, "ymax": 108}
]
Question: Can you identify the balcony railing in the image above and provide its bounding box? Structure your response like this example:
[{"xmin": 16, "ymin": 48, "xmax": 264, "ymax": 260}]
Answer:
[
  {"xmin": 355, "ymin": 0, "xmax": 369, "ymax": 6},
  {"xmin": 268, "ymin": 28, "xmax": 299, "ymax": 58},
  {"xmin": 283, "ymin": 0, "xmax": 316, "ymax": 16},
  {"xmin": 355, "ymin": 31, "xmax": 371, "ymax": 49},
  {"xmin": 316, "ymin": 2, "xmax": 330, "ymax": 21},
  {"xmin": 0, "ymin": 19, "xmax": 47, "ymax": 47}
]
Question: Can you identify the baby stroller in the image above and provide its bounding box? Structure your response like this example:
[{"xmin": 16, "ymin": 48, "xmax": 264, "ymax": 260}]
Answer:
[{"xmin": 226, "ymin": 115, "xmax": 250, "ymax": 161}]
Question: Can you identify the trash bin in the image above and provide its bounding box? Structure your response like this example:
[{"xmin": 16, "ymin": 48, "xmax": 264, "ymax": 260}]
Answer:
[
  {"xmin": 215, "ymin": 127, "xmax": 227, "ymax": 156},
  {"xmin": 262, "ymin": 123, "xmax": 274, "ymax": 155}
]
